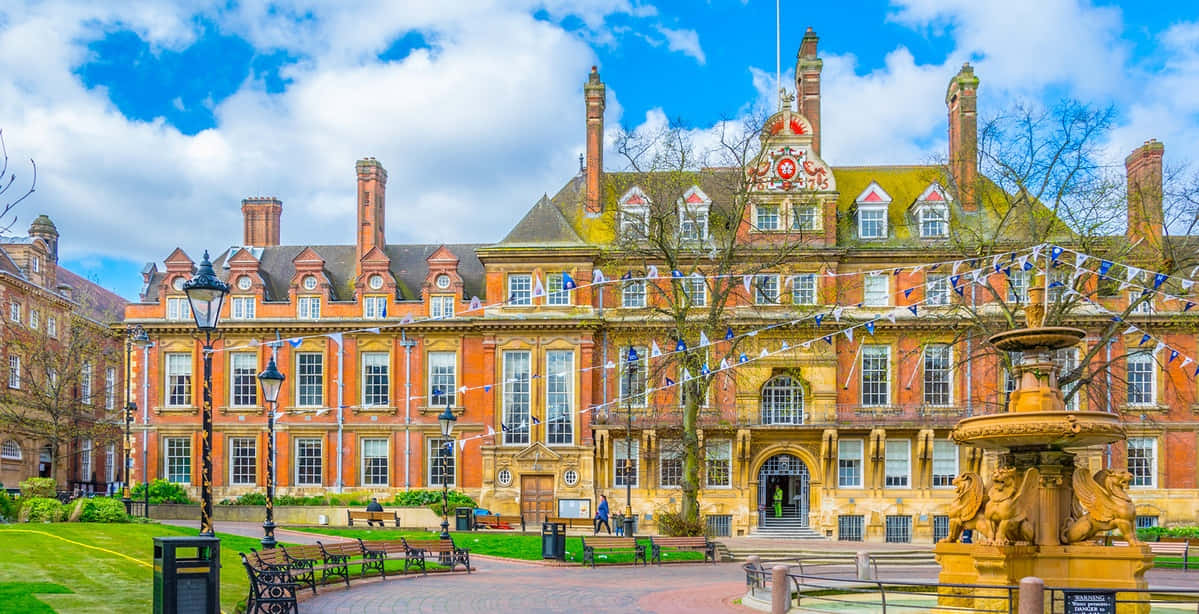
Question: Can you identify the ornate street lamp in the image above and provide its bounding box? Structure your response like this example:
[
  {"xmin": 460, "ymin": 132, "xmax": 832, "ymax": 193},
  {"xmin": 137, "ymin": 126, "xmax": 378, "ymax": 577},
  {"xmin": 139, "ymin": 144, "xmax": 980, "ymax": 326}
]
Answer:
[
  {"xmin": 257, "ymin": 355, "xmax": 285, "ymax": 549},
  {"xmin": 437, "ymin": 399, "xmax": 457, "ymax": 541},
  {"xmin": 183, "ymin": 251, "xmax": 229, "ymax": 536}
]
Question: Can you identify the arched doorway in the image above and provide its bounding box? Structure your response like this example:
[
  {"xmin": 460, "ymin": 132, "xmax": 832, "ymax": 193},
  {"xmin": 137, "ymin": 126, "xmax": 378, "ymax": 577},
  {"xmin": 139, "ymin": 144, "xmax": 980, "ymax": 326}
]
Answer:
[{"xmin": 757, "ymin": 454, "xmax": 810, "ymax": 527}]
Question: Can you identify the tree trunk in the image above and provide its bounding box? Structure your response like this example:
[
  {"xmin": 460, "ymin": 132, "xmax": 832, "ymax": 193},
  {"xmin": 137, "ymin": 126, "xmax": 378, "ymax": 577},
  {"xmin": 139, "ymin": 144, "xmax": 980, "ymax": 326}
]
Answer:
[{"xmin": 681, "ymin": 396, "xmax": 700, "ymax": 523}]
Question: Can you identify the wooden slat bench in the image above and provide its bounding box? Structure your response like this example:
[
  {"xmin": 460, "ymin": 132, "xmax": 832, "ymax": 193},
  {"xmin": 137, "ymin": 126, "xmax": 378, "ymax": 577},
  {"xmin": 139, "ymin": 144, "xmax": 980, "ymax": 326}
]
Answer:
[
  {"xmin": 318, "ymin": 540, "xmax": 382, "ymax": 579},
  {"xmin": 252, "ymin": 547, "xmax": 316, "ymax": 595},
  {"xmin": 347, "ymin": 510, "xmax": 400, "ymax": 527},
  {"xmin": 356, "ymin": 538, "xmax": 409, "ymax": 579},
  {"xmin": 581, "ymin": 536, "xmax": 646, "ymax": 568},
  {"xmin": 240, "ymin": 553, "xmax": 298, "ymax": 613},
  {"xmin": 649, "ymin": 536, "xmax": 717, "ymax": 565},
  {"xmin": 474, "ymin": 514, "xmax": 525, "ymax": 531},
  {"xmin": 280, "ymin": 544, "xmax": 349, "ymax": 588},
  {"xmin": 1113, "ymin": 540, "xmax": 1192, "ymax": 569},
  {"xmin": 402, "ymin": 538, "xmax": 472, "ymax": 574},
  {"xmin": 547, "ymin": 516, "xmax": 593, "ymax": 530}
]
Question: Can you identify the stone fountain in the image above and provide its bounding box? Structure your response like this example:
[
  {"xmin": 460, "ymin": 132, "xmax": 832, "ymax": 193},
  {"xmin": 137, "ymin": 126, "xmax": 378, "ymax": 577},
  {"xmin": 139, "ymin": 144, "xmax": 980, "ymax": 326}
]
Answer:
[{"xmin": 934, "ymin": 280, "xmax": 1153, "ymax": 613}]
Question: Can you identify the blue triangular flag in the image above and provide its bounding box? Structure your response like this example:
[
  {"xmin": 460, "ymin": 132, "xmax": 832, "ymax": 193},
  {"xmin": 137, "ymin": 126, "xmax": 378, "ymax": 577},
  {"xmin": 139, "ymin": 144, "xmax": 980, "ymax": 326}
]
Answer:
[
  {"xmin": 908, "ymin": 305, "xmax": 918, "ymax": 316},
  {"xmin": 1168, "ymin": 350, "xmax": 1179, "ymax": 363},
  {"xmin": 954, "ymin": 284, "xmax": 965, "ymax": 296},
  {"xmin": 444, "ymin": 441, "xmax": 454, "ymax": 451},
  {"xmin": 814, "ymin": 314, "xmax": 824, "ymax": 327},
  {"xmin": 892, "ymin": 268, "xmax": 901, "ymax": 276},
  {"xmin": 1050, "ymin": 245, "xmax": 1064, "ymax": 261},
  {"xmin": 665, "ymin": 377, "xmax": 676, "ymax": 387},
  {"xmin": 700, "ymin": 363, "xmax": 711, "ymax": 376},
  {"xmin": 1098, "ymin": 260, "xmax": 1113, "ymax": 277},
  {"xmin": 865, "ymin": 321, "xmax": 875, "ymax": 335},
  {"xmin": 627, "ymin": 347, "xmax": 640, "ymax": 363},
  {"xmin": 1139, "ymin": 334, "xmax": 1151, "ymax": 346},
  {"xmin": 483, "ymin": 385, "xmax": 492, "ymax": 392},
  {"xmin": 1185, "ymin": 301, "xmax": 1195, "ymax": 312},
  {"xmin": 287, "ymin": 338, "xmax": 302, "ymax": 348},
  {"xmin": 621, "ymin": 270, "xmax": 633, "ymax": 281},
  {"xmin": 676, "ymin": 339, "xmax": 687, "ymax": 352},
  {"xmin": 1048, "ymin": 281, "xmax": 1064, "ymax": 289},
  {"xmin": 739, "ymin": 353, "xmax": 748, "ymax": 363},
  {"xmin": 725, "ymin": 327, "xmax": 734, "ymax": 341},
  {"xmin": 903, "ymin": 288, "xmax": 914, "ymax": 299},
  {"xmin": 532, "ymin": 416, "xmax": 541, "ymax": 424},
  {"xmin": 950, "ymin": 274, "xmax": 962, "ymax": 288},
  {"xmin": 1003, "ymin": 266, "xmax": 1012, "ymax": 277},
  {"xmin": 1153, "ymin": 273, "xmax": 1168, "ymax": 289},
  {"xmin": 822, "ymin": 335, "xmax": 833, "ymax": 345},
  {"xmin": 501, "ymin": 423, "xmax": 510, "ymax": 432},
  {"xmin": 562, "ymin": 272, "xmax": 577, "ymax": 290},
  {"xmin": 671, "ymin": 269, "xmax": 684, "ymax": 278}
]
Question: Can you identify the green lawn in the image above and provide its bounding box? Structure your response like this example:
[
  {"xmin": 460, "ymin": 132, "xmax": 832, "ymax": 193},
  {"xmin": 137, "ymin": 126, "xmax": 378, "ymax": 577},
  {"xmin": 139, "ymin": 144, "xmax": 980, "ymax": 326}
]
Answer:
[
  {"xmin": 300, "ymin": 527, "xmax": 705, "ymax": 565},
  {"xmin": 0, "ymin": 523, "xmax": 278, "ymax": 613}
]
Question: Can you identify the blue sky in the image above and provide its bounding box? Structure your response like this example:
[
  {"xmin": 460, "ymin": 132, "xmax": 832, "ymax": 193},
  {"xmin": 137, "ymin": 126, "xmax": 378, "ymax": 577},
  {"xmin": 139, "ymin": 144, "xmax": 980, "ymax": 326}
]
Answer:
[{"xmin": 1, "ymin": 1, "xmax": 1196, "ymax": 300}]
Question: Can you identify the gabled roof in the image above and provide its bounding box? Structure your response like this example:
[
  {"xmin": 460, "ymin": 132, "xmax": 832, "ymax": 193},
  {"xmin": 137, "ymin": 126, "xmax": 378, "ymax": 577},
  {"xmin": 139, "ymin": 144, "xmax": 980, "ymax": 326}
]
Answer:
[{"xmin": 499, "ymin": 195, "xmax": 584, "ymax": 246}]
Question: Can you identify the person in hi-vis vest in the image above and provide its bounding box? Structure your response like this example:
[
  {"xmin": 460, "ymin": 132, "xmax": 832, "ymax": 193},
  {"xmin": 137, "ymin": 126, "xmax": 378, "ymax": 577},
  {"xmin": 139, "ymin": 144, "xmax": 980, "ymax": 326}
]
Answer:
[{"xmin": 773, "ymin": 485, "xmax": 784, "ymax": 518}]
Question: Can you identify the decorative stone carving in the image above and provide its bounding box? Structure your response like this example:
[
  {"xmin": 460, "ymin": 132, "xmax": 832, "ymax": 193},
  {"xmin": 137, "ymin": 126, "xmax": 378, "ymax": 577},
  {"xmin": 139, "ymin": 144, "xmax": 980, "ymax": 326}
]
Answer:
[
  {"xmin": 941, "ymin": 472, "xmax": 988, "ymax": 544},
  {"xmin": 1062, "ymin": 468, "xmax": 1140, "ymax": 546},
  {"xmin": 983, "ymin": 466, "xmax": 1039, "ymax": 545}
]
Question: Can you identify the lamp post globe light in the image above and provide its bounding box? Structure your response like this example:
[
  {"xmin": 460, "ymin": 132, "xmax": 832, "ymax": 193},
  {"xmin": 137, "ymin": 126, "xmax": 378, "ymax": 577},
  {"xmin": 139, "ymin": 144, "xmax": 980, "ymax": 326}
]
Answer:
[
  {"xmin": 182, "ymin": 251, "xmax": 230, "ymax": 537},
  {"xmin": 123, "ymin": 324, "xmax": 151, "ymax": 509},
  {"xmin": 257, "ymin": 355, "xmax": 285, "ymax": 549},
  {"xmin": 437, "ymin": 398, "xmax": 457, "ymax": 541}
]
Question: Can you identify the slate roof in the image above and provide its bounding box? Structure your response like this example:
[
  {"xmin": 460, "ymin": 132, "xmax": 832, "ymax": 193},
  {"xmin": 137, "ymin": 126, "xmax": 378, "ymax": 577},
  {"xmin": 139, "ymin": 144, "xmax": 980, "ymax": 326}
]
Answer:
[
  {"xmin": 54, "ymin": 265, "xmax": 127, "ymax": 321},
  {"xmin": 499, "ymin": 195, "xmax": 585, "ymax": 246}
]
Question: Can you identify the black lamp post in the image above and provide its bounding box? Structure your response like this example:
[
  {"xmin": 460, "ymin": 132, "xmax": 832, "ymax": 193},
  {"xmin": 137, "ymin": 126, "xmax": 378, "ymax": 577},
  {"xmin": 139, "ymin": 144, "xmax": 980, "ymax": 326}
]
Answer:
[
  {"xmin": 183, "ymin": 251, "xmax": 230, "ymax": 537},
  {"xmin": 257, "ymin": 355, "xmax": 285, "ymax": 549},
  {"xmin": 123, "ymin": 324, "xmax": 150, "ymax": 510},
  {"xmin": 624, "ymin": 346, "xmax": 638, "ymax": 531},
  {"xmin": 437, "ymin": 400, "xmax": 457, "ymax": 541}
]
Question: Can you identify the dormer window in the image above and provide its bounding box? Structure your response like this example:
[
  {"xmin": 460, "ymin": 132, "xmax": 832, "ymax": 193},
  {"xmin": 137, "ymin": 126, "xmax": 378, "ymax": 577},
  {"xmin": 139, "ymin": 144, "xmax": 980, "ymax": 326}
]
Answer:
[
  {"xmin": 854, "ymin": 182, "xmax": 892, "ymax": 240},
  {"xmin": 679, "ymin": 186, "xmax": 711, "ymax": 242},
  {"xmin": 619, "ymin": 187, "xmax": 651, "ymax": 240},
  {"xmin": 914, "ymin": 183, "xmax": 952, "ymax": 238}
]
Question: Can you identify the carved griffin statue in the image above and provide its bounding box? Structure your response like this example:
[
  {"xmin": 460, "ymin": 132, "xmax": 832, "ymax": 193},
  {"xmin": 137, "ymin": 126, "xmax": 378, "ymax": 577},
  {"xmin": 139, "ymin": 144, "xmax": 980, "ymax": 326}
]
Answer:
[
  {"xmin": 983, "ymin": 466, "xmax": 1039, "ymax": 545},
  {"xmin": 940, "ymin": 472, "xmax": 989, "ymax": 544},
  {"xmin": 1061, "ymin": 468, "xmax": 1140, "ymax": 545}
]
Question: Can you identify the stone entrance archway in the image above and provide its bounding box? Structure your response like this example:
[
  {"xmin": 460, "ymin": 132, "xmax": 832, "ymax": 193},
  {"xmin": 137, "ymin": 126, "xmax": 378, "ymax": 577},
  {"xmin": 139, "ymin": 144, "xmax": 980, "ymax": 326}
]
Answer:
[{"xmin": 756, "ymin": 453, "xmax": 810, "ymax": 527}]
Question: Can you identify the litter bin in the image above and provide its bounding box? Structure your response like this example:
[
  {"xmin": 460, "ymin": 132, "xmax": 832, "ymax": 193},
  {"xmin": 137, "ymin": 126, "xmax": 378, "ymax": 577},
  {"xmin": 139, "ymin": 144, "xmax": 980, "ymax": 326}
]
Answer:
[
  {"xmin": 622, "ymin": 516, "xmax": 636, "ymax": 538},
  {"xmin": 455, "ymin": 507, "xmax": 474, "ymax": 531},
  {"xmin": 541, "ymin": 521, "xmax": 566, "ymax": 560},
  {"xmin": 153, "ymin": 535, "xmax": 220, "ymax": 614}
]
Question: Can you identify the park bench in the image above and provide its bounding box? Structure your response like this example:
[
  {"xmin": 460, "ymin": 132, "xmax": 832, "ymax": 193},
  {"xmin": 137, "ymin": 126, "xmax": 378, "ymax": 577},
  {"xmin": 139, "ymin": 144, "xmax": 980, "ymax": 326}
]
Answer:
[
  {"xmin": 649, "ymin": 536, "xmax": 717, "ymax": 565},
  {"xmin": 402, "ymin": 538, "xmax": 472, "ymax": 574},
  {"xmin": 474, "ymin": 513, "xmax": 525, "ymax": 531},
  {"xmin": 280, "ymin": 544, "xmax": 349, "ymax": 588},
  {"xmin": 252, "ymin": 547, "xmax": 316, "ymax": 595},
  {"xmin": 240, "ymin": 553, "xmax": 299, "ymax": 614},
  {"xmin": 318, "ymin": 540, "xmax": 382, "ymax": 580},
  {"xmin": 548, "ymin": 516, "xmax": 593, "ymax": 530},
  {"xmin": 356, "ymin": 538, "xmax": 411, "ymax": 579},
  {"xmin": 581, "ymin": 536, "xmax": 647, "ymax": 568},
  {"xmin": 1113, "ymin": 540, "xmax": 1193, "ymax": 569},
  {"xmin": 347, "ymin": 509, "xmax": 400, "ymax": 527}
]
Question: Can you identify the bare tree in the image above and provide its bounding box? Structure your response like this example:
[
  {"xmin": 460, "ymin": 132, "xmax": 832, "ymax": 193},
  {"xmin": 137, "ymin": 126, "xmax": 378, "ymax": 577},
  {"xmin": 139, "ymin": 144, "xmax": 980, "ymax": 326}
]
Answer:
[{"xmin": 0, "ymin": 129, "xmax": 37, "ymax": 233}]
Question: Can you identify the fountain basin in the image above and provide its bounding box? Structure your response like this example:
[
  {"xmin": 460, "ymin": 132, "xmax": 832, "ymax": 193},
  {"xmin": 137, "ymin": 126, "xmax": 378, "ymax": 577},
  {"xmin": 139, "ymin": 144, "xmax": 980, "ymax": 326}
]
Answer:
[
  {"xmin": 952, "ymin": 411, "xmax": 1126, "ymax": 450},
  {"xmin": 989, "ymin": 326, "xmax": 1086, "ymax": 352}
]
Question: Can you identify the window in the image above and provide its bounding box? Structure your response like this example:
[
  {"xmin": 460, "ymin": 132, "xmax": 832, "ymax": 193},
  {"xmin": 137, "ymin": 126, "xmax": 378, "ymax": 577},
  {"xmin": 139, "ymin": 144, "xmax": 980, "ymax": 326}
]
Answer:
[
  {"xmin": 546, "ymin": 275, "xmax": 571, "ymax": 306},
  {"xmin": 229, "ymin": 437, "xmax": 256, "ymax": 485},
  {"xmin": 791, "ymin": 274, "xmax": 817, "ymax": 305},
  {"xmin": 302, "ymin": 276, "xmax": 318, "ymax": 290},
  {"xmin": 863, "ymin": 275, "xmax": 889, "ymax": 306},
  {"xmin": 1007, "ymin": 270, "xmax": 1028, "ymax": 304},
  {"xmin": 361, "ymin": 352, "xmax": 390, "ymax": 407},
  {"xmin": 933, "ymin": 515, "xmax": 950, "ymax": 542},
  {"xmin": 683, "ymin": 277, "xmax": 707, "ymax": 307},
  {"xmin": 885, "ymin": 515, "xmax": 912, "ymax": 543},
  {"xmin": 622, "ymin": 280, "xmax": 646, "ymax": 308},
  {"xmin": 230, "ymin": 296, "xmax": 255, "ymax": 319},
  {"xmin": 619, "ymin": 347, "xmax": 647, "ymax": 407},
  {"xmin": 364, "ymin": 296, "xmax": 387, "ymax": 318},
  {"xmin": 166, "ymin": 297, "xmax": 191, "ymax": 321},
  {"xmin": 614, "ymin": 438, "xmax": 639, "ymax": 487},
  {"xmin": 105, "ymin": 367, "xmax": 117, "ymax": 409},
  {"xmin": 430, "ymin": 295, "xmax": 454, "ymax": 318},
  {"xmin": 1136, "ymin": 515, "xmax": 1159, "ymax": 529},
  {"xmin": 295, "ymin": 438, "xmax": 322, "ymax": 485},
  {"xmin": 297, "ymin": 296, "xmax": 320, "ymax": 319},
  {"xmin": 926, "ymin": 274, "xmax": 950, "ymax": 306},
  {"xmin": 620, "ymin": 208, "xmax": 648, "ymax": 239},
  {"xmin": 78, "ymin": 439, "xmax": 93, "ymax": 482},
  {"xmin": 165, "ymin": 353, "xmax": 192, "ymax": 406},
  {"xmin": 7, "ymin": 355, "xmax": 19, "ymax": 389},
  {"xmin": 1003, "ymin": 351, "xmax": 1024, "ymax": 397},
  {"xmin": 680, "ymin": 206, "xmax": 708, "ymax": 241},
  {"xmin": 230, "ymin": 353, "xmax": 258, "ymax": 407},
  {"xmin": 1057, "ymin": 348, "xmax": 1080, "ymax": 411},
  {"xmin": 885, "ymin": 439, "xmax": 910, "ymax": 488},
  {"xmin": 932, "ymin": 440, "xmax": 958, "ymax": 488},
  {"xmin": 706, "ymin": 514, "xmax": 732, "ymax": 537},
  {"xmin": 502, "ymin": 350, "xmax": 531, "ymax": 445},
  {"xmin": 9, "ymin": 302, "xmax": 19, "ymax": 322},
  {"xmin": 564, "ymin": 469, "xmax": 579, "ymax": 486},
  {"xmin": 29, "ymin": 309, "xmax": 38, "ymax": 330},
  {"xmin": 1127, "ymin": 437, "xmax": 1156, "ymax": 487},
  {"xmin": 508, "ymin": 274, "xmax": 532, "ymax": 306},
  {"xmin": 838, "ymin": 439, "xmax": 863, "ymax": 488},
  {"xmin": 1130, "ymin": 292, "xmax": 1154, "ymax": 315},
  {"xmin": 361, "ymin": 438, "xmax": 389, "ymax": 486},
  {"xmin": 659, "ymin": 440, "xmax": 682, "ymax": 487},
  {"xmin": 761, "ymin": 375, "xmax": 804, "ymax": 425},
  {"xmin": 428, "ymin": 351, "xmax": 456, "ymax": 407},
  {"xmin": 546, "ymin": 350, "xmax": 574, "ymax": 445},
  {"xmin": 919, "ymin": 206, "xmax": 948, "ymax": 238},
  {"xmin": 428, "ymin": 437, "xmax": 455, "ymax": 486},
  {"xmin": 165, "ymin": 437, "xmax": 191, "ymax": 484},
  {"xmin": 756, "ymin": 204, "xmax": 780, "ymax": 230},
  {"xmin": 47, "ymin": 317, "xmax": 56, "ymax": 338},
  {"xmin": 754, "ymin": 274, "xmax": 779, "ymax": 304},
  {"xmin": 297, "ymin": 353, "xmax": 323, "ymax": 407},
  {"xmin": 705, "ymin": 440, "xmax": 731, "ymax": 487},
  {"xmin": 497, "ymin": 468, "xmax": 513, "ymax": 486},
  {"xmin": 1127, "ymin": 352, "xmax": 1155, "ymax": 406},
  {"xmin": 924, "ymin": 345, "xmax": 952, "ymax": 406},
  {"xmin": 861, "ymin": 346, "xmax": 891, "ymax": 407},
  {"xmin": 32, "ymin": 256, "xmax": 40, "ymax": 273},
  {"xmin": 1, "ymin": 440, "xmax": 20, "ymax": 460},
  {"xmin": 859, "ymin": 206, "xmax": 887, "ymax": 239},
  {"xmin": 80, "ymin": 362, "xmax": 92, "ymax": 405},
  {"xmin": 838, "ymin": 515, "xmax": 864, "ymax": 541},
  {"xmin": 792, "ymin": 204, "xmax": 819, "ymax": 231},
  {"xmin": 1048, "ymin": 271, "xmax": 1068, "ymax": 301}
]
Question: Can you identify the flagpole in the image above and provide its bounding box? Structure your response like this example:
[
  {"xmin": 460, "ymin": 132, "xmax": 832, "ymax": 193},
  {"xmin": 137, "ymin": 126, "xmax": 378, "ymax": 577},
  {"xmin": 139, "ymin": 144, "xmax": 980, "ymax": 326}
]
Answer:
[{"xmin": 776, "ymin": 0, "xmax": 781, "ymax": 102}]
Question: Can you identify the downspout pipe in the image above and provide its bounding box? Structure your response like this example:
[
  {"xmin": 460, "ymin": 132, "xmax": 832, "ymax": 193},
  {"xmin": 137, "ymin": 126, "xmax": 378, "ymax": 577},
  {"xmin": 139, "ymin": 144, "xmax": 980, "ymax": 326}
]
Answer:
[
  {"xmin": 401, "ymin": 331, "xmax": 417, "ymax": 489},
  {"xmin": 142, "ymin": 342, "xmax": 153, "ymax": 483},
  {"xmin": 336, "ymin": 334, "xmax": 345, "ymax": 493}
]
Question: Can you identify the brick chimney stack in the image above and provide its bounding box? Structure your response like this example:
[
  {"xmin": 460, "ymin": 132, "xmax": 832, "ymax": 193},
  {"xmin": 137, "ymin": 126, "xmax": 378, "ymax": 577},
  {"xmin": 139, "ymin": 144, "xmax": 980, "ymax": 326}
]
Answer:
[
  {"xmin": 584, "ymin": 66, "xmax": 606, "ymax": 217},
  {"xmin": 946, "ymin": 63, "xmax": 980, "ymax": 211},
  {"xmin": 795, "ymin": 27, "xmax": 823, "ymax": 157},
  {"xmin": 1125, "ymin": 139, "xmax": 1164, "ymax": 248},
  {"xmin": 241, "ymin": 197, "xmax": 282, "ymax": 247},
  {"xmin": 356, "ymin": 157, "xmax": 388, "ymax": 262}
]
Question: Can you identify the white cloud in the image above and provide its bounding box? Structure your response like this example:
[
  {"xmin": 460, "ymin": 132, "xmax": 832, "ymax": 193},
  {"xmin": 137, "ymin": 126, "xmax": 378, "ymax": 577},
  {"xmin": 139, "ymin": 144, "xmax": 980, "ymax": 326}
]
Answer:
[{"xmin": 655, "ymin": 25, "xmax": 706, "ymax": 65}]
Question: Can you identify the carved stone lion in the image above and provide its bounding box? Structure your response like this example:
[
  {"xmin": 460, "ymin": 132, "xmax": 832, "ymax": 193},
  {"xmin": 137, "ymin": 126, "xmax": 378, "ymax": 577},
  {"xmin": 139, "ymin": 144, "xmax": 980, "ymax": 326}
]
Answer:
[
  {"xmin": 1061, "ymin": 468, "xmax": 1140, "ymax": 546},
  {"xmin": 983, "ymin": 466, "xmax": 1039, "ymax": 545},
  {"xmin": 941, "ymin": 472, "xmax": 989, "ymax": 544}
]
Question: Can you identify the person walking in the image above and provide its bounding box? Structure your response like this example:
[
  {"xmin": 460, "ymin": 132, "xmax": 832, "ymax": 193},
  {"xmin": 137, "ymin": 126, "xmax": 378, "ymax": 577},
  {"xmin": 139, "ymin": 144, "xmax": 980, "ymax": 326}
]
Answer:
[
  {"xmin": 594, "ymin": 494, "xmax": 611, "ymax": 535},
  {"xmin": 366, "ymin": 497, "xmax": 385, "ymax": 527}
]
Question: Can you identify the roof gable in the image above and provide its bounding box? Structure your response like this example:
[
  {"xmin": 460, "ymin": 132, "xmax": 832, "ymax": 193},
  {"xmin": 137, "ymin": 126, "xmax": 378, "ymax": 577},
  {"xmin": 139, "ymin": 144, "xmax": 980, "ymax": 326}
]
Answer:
[
  {"xmin": 854, "ymin": 181, "xmax": 893, "ymax": 204},
  {"xmin": 499, "ymin": 195, "xmax": 585, "ymax": 246}
]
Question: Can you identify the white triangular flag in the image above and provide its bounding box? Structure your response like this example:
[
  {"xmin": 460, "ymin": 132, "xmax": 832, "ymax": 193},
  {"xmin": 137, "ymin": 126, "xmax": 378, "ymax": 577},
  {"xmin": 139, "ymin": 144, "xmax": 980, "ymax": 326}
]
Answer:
[
  {"xmin": 605, "ymin": 361, "xmax": 616, "ymax": 370},
  {"xmin": 1153, "ymin": 342, "xmax": 1166, "ymax": 355},
  {"xmin": 833, "ymin": 307, "xmax": 844, "ymax": 321},
  {"xmin": 1118, "ymin": 281, "xmax": 1130, "ymax": 291},
  {"xmin": 886, "ymin": 311, "xmax": 896, "ymax": 323},
  {"xmin": 682, "ymin": 368, "xmax": 692, "ymax": 381},
  {"xmin": 759, "ymin": 348, "xmax": 768, "ymax": 358},
  {"xmin": 458, "ymin": 385, "xmax": 468, "ymax": 394},
  {"xmin": 650, "ymin": 340, "xmax": 662, "ymax": 358},
  {"xmin": 699, "ymin": 331, "xmax": 711, "ymax": 347},
  {"xmin": 743, "ymin": 274, "xmax": 753, "ymax": 294},
  {"xmin": 913, "ymin": 264, "xmax": 925, "ymax": 273},
  {"xmin": 327, "ymin": 332, "xmax": 343, "ymax": 347},
  {"xmin": 459, "ymin": 439, "xmax": 468, "ymax": 451},
  {"xmin": 1075, "ymin": 252, "xmax": 1088, "ymax": 268},
  {"xmin": 1182, "ymin": 279, "xmax": 1195, "ymax": 291},
  {"xmin": 532, "ymin": 274, "xmax": 546, "ymax": 297},
  {"xmin": 780, "ymin": 340, "xmax": 789, "ymax": 350},
  {"xmin": 719, "ymin": 358, "xmax": 729, "ymax": 370},
  {"xmin": 593, "ymin": 269, "xmax": 606, "ymax": 284},
  {"xmin": 1123, "ymin": 326, "xmax": 1138, "ymax": 335},
  {"xmin": 1126, "ymin": 266, "xmax": 1141, "ymax": 282},
  {"xmin": 845, "ymin": 328, "xmax": 854, "ymax": 342},
  {"xmin": 952, "ymin": 261, "xmax": 962, "ymax": 275},
  {"xmin": 1182, "ymin": 356, "xmax": 1194, "ymax": 368},
  {"xmin": 647, "ymin": 265, "xmax": 659, "ymax": 279},
  {"xmin": 800, "ymin": 341, "xmax": 811, "ymax": 349}
]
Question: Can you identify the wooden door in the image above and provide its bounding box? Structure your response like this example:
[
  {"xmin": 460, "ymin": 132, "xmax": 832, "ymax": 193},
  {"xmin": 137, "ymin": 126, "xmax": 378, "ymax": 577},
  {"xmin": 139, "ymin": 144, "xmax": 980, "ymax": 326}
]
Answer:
[{"xmin": 520, "ymin": 475, "xmax": 554, "ymax": 525}]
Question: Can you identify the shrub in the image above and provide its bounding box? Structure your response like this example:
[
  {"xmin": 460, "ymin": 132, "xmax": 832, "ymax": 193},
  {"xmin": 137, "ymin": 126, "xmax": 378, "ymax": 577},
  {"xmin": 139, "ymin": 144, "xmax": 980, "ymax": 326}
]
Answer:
[
  {"xmin": 19, "ymin": 477, "xmax": 57, "ymax": 499},
  {"xmin": 80, "ymin": 497, "xmax": 129, "ymax": 523},
  {"xmin": 0, "ymin": 491, "xmax": 18, "ymax": 521},
  {"xmin": 391, "ymin": 489, "xmax": 476, "ymax": 515},
  {"xmin": 218, "ymin": 491, "xmax": 374, "ymax": 507},
  {"xmin": 656, "ymin": 509, "xmax": 706, "ymax": 537},
  {"xmin": 130, "ymin": 479, "xmax": 192, "ymax": 504},
  {"xmin": 1137, "ymin": 525, "xmax": 1199, "ymax": 541},
  {"xmin": 23, "ymin": 497, "xmax": 65, "ymax": 522}
]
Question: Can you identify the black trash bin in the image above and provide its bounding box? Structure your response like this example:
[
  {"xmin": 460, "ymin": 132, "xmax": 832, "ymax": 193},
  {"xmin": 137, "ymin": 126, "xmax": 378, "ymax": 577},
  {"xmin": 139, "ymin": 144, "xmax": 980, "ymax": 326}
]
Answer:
[
  {"xmin": 541, "ymin": 521, "xmax": 566, "ymax": 560},
  {"xmin": 622, "ymin": 516, "xmax": 636, "ymax": 538},
  {"xmin": 153, "ymin": 535, "xmax": 220, "ymax": 614},
  {"xmin": 455, "ymin": 507, "xmax": 474, "ymax": 531}
]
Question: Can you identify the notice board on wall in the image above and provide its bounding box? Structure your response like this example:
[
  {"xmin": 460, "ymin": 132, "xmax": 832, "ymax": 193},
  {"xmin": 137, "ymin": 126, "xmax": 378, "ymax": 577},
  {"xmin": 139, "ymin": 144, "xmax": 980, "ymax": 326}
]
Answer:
[{"xmin": 557, "ymin": 498, "xmax": 591, "ymax": 519}]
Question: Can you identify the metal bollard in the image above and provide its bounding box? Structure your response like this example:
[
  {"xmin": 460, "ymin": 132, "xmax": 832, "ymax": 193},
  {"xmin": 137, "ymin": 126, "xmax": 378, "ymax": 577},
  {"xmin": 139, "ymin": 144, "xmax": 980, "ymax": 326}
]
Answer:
[
  {"xmin": 856, "ymin": 551, "xmax": 873, "ymax": 580},
  {"xmin": 1018, "ymin": 576, "xmax": 1044, "ymax": 614},
  {"xmin": 772, "ymin": 565, "xmax": 790, "ymax": 614}
]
